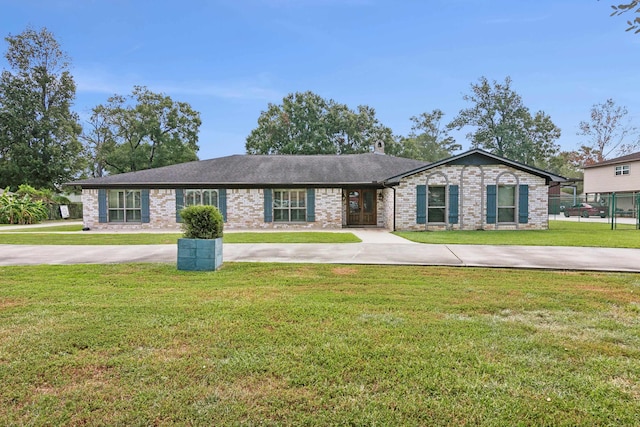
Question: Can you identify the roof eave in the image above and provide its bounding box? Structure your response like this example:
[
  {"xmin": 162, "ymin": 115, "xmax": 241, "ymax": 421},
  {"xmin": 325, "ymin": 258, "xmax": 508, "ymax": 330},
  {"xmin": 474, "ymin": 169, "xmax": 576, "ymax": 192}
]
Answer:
[{"xmin": 67, "ymin": 181, "xmax": 389, "ymax": 189}]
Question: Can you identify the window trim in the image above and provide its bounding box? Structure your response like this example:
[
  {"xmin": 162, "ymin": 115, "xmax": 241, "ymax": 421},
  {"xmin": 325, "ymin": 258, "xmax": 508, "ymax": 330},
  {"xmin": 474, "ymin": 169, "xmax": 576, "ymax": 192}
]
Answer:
[
  {"xmin": 427, "ymin": 185, "xmax": 447, "ymax": 224},
  {"xmin": 615, "ymin": 165, "xmax": 630, "ymax": 176},
  {"xmin": 184, "ymin": 189, "xmax": 219, "ymax": 208},
  {"xmin": 497, "ymin": 185, "xmax": 516, "ymax": 223},
  {"xmin": 108, "ymin": 189, "xmax": 142, "ymax": 223},
  {"xmin": 273, "ymin": 189, "xmax": 307, "ymax": 223}
]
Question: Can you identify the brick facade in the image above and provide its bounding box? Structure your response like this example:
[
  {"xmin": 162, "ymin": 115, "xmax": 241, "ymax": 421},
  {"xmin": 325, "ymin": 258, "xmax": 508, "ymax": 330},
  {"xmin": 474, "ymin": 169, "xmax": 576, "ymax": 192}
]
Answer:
[
  {"xmin": 394, "ymin": 164, "xmax": 548, "ymax": 231},
  {"xmin": 83, "ymin": 189, "xmax": 181, "ymax": 231},
  {"xmin": 82, "ymin": 165, "xmax": 549, "ymax": 232},
  {"xmin": 83, "ymin": 188, "xmax": 344, "ymax": 231}
]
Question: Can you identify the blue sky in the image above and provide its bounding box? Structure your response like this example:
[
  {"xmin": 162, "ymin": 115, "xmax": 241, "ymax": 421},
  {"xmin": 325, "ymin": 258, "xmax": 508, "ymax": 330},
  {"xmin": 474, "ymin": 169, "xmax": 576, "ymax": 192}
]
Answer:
[{"xmin": 1, "ymin": 0, "xmax": 639, "ymax": 160}]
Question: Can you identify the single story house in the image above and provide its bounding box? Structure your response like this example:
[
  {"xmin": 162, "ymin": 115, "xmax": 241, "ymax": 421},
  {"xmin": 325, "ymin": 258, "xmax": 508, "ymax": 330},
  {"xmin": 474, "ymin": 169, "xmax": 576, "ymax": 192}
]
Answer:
[
  {"xmin": 583, "ymin": 151, "xmax": 640, "ymax": 215},
  {"xmin": 69, "ymin": 147, "xmax": 564, "ymax": 231}
]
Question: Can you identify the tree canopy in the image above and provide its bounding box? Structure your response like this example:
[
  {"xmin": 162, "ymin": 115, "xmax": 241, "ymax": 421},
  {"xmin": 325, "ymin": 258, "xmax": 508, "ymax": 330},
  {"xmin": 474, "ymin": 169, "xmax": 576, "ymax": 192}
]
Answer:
[
  {"xmin": 81, "ymin": 86, "xmax": 201, "ymax": 176},
  {"xmin": 386, "ymin": 110, "xmax": 461, "ymax": 161},
  {"xmin": 245, "ymin": 91, "xmax": 393, "ymax": 155},
  {"xmin": 0, "ymin": 27, "xmax": 82, "ymax": 190},
  {"xmin": 576, "ymin": 98, "xmax": 638, "ymax": 165},
  {"xmin": 610, "ymin": 1, "xmax": 640, "ymax": 33},
  {"xmin": 448, "ymin": 76, "xmax": 560, "ymax": 168}
]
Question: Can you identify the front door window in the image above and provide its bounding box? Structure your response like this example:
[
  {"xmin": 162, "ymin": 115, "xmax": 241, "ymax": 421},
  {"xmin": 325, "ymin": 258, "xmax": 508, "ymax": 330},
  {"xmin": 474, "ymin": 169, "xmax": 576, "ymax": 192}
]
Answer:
[{"xmin": 347, "ymin": 189, "xmax": 377, "ymax": 225}]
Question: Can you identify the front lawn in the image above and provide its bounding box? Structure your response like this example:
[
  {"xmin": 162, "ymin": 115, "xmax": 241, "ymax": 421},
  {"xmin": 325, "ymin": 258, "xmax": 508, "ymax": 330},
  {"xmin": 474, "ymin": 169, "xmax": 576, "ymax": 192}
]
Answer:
[
  {"xmin": 0, "ymin": 263, "xmax": 638, "ymax": 425},
  {"xmin": 395, "ymin": 220, "xmax": 640, "ymax": 248},
  {"xmin": 0, "ymin": 231, "xmax": 361, "ymax": 245},
  {"xmin": 0, "ymin": 224, "xmax": 85, "ymax": 232}
]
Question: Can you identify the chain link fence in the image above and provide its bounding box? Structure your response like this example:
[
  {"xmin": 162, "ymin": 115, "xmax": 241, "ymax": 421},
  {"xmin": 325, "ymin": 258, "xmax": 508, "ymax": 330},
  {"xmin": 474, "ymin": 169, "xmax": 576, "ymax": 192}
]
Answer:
[{"xmin": 549, "ymin": 192, "xmax": 639, "ymax": 230}]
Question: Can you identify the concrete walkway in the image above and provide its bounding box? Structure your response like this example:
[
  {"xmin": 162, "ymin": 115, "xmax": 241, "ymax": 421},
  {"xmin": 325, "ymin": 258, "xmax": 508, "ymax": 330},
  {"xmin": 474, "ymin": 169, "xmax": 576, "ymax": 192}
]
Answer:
[{"xmin": 0, "ymin": 228, "xmax": 639, "ymax": 272}]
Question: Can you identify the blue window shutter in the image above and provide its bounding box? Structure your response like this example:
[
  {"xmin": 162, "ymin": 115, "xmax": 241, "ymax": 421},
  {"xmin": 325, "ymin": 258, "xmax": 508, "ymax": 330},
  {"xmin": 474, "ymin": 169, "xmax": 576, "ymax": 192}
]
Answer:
[
  {"xmin": 306, "ymin": 188, "xmax": 315, "ymax": 222},
  {"xmin": 264, "ymin": 188, "xmax": 273, "ymax": 223},
  {"xmin": 98, "ymin": 189, "xmax": 107, "ymax": 223},
  {"xmin": 141, "ymin": 189, "xmax": 150, "ymax": 223},
  {"xmin": 486, "ymin": 185, "xmax": 497, "ymax": 224},
  {"xmin": 416, "ymin": 185, "xmax": 426, "ymax": 224},
  {"xmin": 518, "ymin": 184, "xmax": 529, "ymax": 224},
  {"xmin": 448, "ymin": 185, "xmax": 459, "ymax": 224},
  {"xmin": 175, "ymin": 189, "xmax": 184, "ymax": 223},
  {"xmin": 219, "ymin": 188, "xmax": 227, "ymax": 222}
]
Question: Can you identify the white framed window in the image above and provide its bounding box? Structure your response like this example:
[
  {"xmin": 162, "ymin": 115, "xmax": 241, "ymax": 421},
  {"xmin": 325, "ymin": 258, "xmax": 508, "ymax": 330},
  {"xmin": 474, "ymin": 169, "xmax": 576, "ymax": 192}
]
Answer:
[
  {"xmin": 185, "ymin": 189, "xmax": 219, "ymax": 207},
  {"xmin": 427, "ymin": 186, "xmax": 446, "ymax": 223},
  {"xmin": 274, "ymin": 189, "xmax": 306, "ymax": 222},
  {"xmin": 108, "ymin": 190, "xmax": 141, "ymax": 222},
  {"xmin": 497, "ymin": 185, "xmax": 516, "ymax": 223},
  {"xmin": 615, "ymin": 165, "xmax": 630, "ymax": 176}
]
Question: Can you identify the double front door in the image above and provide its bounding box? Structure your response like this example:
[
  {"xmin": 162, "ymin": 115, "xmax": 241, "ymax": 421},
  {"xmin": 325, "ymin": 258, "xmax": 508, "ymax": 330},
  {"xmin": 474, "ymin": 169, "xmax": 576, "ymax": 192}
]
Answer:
[{"xmin": 347, "ymin": 189, "xmax": 377, "ymax": 226}]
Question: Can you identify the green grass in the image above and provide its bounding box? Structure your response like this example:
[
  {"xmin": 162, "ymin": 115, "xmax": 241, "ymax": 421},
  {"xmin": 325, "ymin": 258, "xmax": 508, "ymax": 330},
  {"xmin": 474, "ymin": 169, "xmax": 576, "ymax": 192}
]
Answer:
[
  {"xmin": 395, "ymin": 220, "xmax": 640, "ymax": 248},
  {"xmin": 2, "ymin": 220, "xmax": 639, "ymax": 248},
  {"xmin": 0, "ymin": 224, "xmax": 85, "ymax": 232},
  {"xmin": 0, "ymin": 231, "xmax": 360, "ymax": 245},
  {"xmin": 225, "ymin": 231, "xmax": 360, "ymax": 243},
  {"xmin": 0, "ymin": 263, "xmax": 638, "ymax": 425}
]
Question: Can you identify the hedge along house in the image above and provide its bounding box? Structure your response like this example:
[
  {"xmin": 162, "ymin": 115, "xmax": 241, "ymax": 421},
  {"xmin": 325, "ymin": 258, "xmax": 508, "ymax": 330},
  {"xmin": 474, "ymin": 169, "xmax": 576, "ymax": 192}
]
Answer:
[{"xmin": 69, "ymin": 148, "xmax": 564, "ymax": 232}]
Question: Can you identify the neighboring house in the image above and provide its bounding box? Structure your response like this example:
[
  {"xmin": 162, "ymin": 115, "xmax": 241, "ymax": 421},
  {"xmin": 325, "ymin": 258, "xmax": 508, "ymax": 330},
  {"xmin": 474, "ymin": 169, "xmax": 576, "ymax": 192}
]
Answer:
[
  {"xmin": 68, "ymin": 148, "xmax": 564, "ymax": 232},
  {"xmin": 583, "ymin": 151, "xmax": 640, "ymax": 214}
]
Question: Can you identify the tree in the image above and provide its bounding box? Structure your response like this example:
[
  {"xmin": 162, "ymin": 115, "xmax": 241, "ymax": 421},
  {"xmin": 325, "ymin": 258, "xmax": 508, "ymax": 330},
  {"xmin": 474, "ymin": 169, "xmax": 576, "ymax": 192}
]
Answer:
[
  {"xmin": 245, "ymin": 91, "xmax": 393, "ymax": 155},
  {"xmin": 576, "ymin": 98, "xmax": 638, "ymax": 165},
  {"xmin": 82, "ymin": 86, "xmax": 201, "ymax": 175},
  {"xmin": 0, "ymin": 27, "xmax": 82, "ymax": 190},
  {"xmin": 80, "ymin": 105, "xmax": 111, "ymax": 178},
  {"xmin": 448, "ymin": 76, "xmax": 561, "ymax": 168},
  {"xmin": 546, "ymin": 151, "xmax": 583, "ymax": 179},
  {"xmin": 386, "ymin": 109, "xmax": 461, "ymax": 161},
  {"xmin": 610, "ymin": 1, "xmax": 640, "ymax": 34}
]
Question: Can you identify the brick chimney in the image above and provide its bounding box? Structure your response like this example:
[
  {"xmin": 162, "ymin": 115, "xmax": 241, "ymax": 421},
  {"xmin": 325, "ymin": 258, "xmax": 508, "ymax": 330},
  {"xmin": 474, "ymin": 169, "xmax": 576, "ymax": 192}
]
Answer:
[{"xmin": 373, "ymin": 140, "xmax": 385, "ymax": 154}]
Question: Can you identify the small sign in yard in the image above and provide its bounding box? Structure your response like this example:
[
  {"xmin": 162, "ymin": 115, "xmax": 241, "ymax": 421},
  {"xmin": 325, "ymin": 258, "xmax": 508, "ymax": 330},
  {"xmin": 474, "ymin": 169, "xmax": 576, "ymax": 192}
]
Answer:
[{"xmin": 60, "ymin": 205, "xmax": 70, "ymax": 219}]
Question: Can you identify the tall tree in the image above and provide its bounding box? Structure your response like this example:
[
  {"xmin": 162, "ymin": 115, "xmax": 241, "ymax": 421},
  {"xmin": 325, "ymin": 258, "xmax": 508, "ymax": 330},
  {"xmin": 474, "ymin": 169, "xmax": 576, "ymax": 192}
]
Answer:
[
  {"xmin": 80, "ymin": 105, "xmax": 112, "ymax": 178},
  {"xmin": 547, "ymin": 150, "xmax": 583, "ymax": 179},
  {"xmin": 610, "ymin": 1, "xmax": 640, "ymax": 34},
  {"xmin": 245, "ymin": 91, "xmax": 393, "ymax": 155},
  {"xmin": 387, "ymin": 109, "xmax": 461, "ymax": 161},
  {"xmin": 82, "ymin": 86, "xmax": 201, "ymax": 175},
  {"xmin": 0, "ymin": 27, "xmax": 82, "ymax": 190},
  {"xmin": 448, "ymin": 76, "xmax": 561, "ymax": 168},
  {"xmin": 576, "ymin": 98, "xmax": 638, "ymax": 165}
]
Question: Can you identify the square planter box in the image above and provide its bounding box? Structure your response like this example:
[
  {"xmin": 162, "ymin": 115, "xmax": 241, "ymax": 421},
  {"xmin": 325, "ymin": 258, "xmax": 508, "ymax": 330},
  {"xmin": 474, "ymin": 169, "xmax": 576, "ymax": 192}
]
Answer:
[{"xmin": 177, "ymin": 238, "xmax": 223, "ymax": 271}]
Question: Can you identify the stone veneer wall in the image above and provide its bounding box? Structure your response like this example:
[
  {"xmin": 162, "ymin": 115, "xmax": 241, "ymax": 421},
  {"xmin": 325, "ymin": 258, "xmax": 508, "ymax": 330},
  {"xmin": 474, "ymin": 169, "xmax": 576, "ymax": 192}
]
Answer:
[
  {"xmin": 83, "ymin": 188, "xmax": 343, "ymax": 230},
  {"xmin": 394, "ymin": 164, "xmax": 549, "ymax": 231}
]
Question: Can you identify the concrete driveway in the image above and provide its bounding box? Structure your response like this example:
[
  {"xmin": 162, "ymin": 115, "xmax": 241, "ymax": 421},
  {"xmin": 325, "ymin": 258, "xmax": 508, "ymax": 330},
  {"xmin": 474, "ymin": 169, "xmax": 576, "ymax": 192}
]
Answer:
[{"xmin": 0, "ymin": 228, "xmax": 639, "ymax": 272}]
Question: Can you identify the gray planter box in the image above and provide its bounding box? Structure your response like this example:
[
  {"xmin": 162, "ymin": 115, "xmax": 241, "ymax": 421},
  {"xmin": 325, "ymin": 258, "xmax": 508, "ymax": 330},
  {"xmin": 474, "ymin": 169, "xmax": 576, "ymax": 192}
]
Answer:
[{"xmin": 177, "ymin": 238, "xmax": 223, "ymax": 271}]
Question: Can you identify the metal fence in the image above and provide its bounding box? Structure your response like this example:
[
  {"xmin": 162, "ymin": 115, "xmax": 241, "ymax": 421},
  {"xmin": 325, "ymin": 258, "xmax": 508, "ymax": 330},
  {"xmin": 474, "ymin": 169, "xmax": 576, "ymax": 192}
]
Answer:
[{"xmin": 548, "ymin": 192, "xmax": 639, "ymax": 230}]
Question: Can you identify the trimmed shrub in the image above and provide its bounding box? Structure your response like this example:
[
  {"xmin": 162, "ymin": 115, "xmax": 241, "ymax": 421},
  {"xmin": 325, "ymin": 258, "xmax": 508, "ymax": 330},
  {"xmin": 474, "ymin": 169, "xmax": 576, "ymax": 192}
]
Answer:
[{"xmin": 180, "ymin": 205, "xmax": 223, "ymax": 239}]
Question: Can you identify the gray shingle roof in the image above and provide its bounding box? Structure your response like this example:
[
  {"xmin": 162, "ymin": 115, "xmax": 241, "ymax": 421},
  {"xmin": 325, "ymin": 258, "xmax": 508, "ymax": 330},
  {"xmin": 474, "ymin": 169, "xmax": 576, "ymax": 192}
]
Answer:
[
  {"xmin": 386, "ymin": 149, "xmax": 566, "ymax": 184},
  {"xmin": 69, "ymin": 153, "xmax": 429, "ymax": 188},
  {"xmin": 582, "ymin": 151, "xmax": 640, "ymax": 168}
]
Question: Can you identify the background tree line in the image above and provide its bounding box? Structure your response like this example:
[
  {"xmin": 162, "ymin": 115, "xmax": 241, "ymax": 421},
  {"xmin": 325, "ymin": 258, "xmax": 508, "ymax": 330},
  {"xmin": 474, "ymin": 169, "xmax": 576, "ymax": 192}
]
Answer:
[
  {"xmin": 1, "ymin": 20, "xmax": 639, "ymax": 192},
  {"xmin": 0, "ymin": 27, "xmax": 202, "ymax": 191}
]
